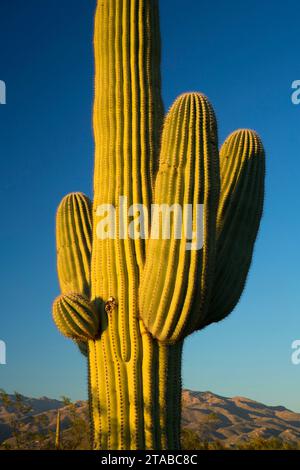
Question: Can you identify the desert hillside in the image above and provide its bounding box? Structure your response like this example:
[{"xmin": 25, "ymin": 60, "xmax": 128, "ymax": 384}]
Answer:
[
  {"xmin": 1, "ymin": 390, "xmax": 300, "ymax": 448},
  {"xmin": 182, "ymin": 390, "xmax": 300, "ymax": 446}
]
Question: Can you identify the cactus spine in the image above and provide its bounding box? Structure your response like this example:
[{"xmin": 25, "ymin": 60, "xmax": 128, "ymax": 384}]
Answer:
[{"xmin": 53, "ymin": 0, "xmax": 265, "ymax": 450}]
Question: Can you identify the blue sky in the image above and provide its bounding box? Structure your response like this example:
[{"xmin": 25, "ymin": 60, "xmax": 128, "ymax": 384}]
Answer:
[{"xmin": 0, "ymin": 0, "xmax": 300, "ymax": 412}]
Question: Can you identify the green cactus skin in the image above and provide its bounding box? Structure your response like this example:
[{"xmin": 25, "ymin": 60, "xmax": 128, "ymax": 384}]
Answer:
[
  {"xmin": 53, "ymin": 292, "xmax": 99, "ymax": 342},
  {"xmin": 204, "ymin": 129, "xmax": 265, "ymax": 326},
  {"xmin": 56, "ymin": 193, "xmax": 92, "ymax": 298},
  {"xmin": 52, "ymin": 0, "xmax": 265, "ymax": 450},
  {"xmin": 139, "ymin": 93, "xmax": 220, "ymax": 342}
]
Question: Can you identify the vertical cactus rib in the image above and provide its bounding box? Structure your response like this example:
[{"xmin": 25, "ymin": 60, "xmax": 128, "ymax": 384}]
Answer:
[
  {"xmin": 140, "ymin": 321, "xmax": 157, "ymax": 449},
  {"xmin": 139, "ymin": 93, "xmax": 220, "ymax": 343},
  {"xmin": 158, "ymin": 343, "xmax": 168, "ymax": 448},
  {"xmin": 88, "ymin": 340, "xmax": 102, "ymax": 449},
  {"xmin": 167, "ymin": 342, "xmax": 183, "ymax": 449},
  {"xmin": 173, "ymin": 343, "xmax": 183, "ymax": 449},
  {"xmin": 87, "ymin": 348, "xmax": 95, "ymax": 448},
  {"xmin": 205, "ymin": 129, "xmax": 265, "ymax": 325}
]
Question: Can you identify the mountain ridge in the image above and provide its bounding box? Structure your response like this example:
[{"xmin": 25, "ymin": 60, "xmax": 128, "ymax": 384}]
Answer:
[{"xmin": 1, "ymin": 390, "xmax": 300, "ymax": 447}]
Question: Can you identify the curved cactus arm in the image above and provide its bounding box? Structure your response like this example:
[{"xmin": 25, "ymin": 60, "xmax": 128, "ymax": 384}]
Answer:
[
  {"xmin": 139, "ymin": 92, "xmax": 220, "ymax": 343},
  {"xmin": 53, "ymin": 293, "xmax": 100, "ymax": 342},
  {"xmin": 55, "ymin": 192, "xmax": 93, "ymax": 355},
  {"xmin": 56, "ymin": 192, "xmax": 92, "ymax": 297},
  {"xmin": 203, "ymin": 129, "xmax": 265, "ymax": 326}
]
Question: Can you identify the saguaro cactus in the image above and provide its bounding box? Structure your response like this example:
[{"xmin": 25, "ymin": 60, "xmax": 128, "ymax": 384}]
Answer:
[{"xmin": 52, "ymin": 0, "xmax": 265, "ymax": 450}]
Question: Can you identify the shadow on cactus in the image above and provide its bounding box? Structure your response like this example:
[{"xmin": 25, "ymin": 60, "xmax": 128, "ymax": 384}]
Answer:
[{"xmin": 52, "ymin": 0, "xmax": 265, "ymax": 450}]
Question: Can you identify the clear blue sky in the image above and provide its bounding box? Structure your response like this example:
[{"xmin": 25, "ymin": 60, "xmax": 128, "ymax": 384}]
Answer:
[{"xmin": 1, "ymin": 0, "xmax": 300, "ymax": 412}]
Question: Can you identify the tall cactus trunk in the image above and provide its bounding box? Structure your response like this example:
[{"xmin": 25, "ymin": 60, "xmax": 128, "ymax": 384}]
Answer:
[
  {"xmin": 89, "ymin": 0, "xmax": 167, "ymax": 450},
  {"xmin": 88, "ymin": 334, "xmax": 182, "ymax": 450}
]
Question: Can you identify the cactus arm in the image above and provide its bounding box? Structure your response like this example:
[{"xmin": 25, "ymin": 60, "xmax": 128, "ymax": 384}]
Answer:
[
  {"xmin": 55, "ymin": 192, "xmax": 93, "ymax": 356},
  {"xmin": 53, "ymin": 293, "xmax": 99, "ymax": 341},
  {"xmin": 139, "ymin": 93, "xmax": 220, "ymax": 343},
  {"xmin": 56, "ymin": 192, "xmax": 92, "ymax": 297},
  {"xmin": 203, "ymin": 129, "xmax": 265, "ymax": 325}
]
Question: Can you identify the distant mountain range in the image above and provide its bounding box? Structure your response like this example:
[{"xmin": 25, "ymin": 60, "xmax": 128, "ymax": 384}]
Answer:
[
  {"xmin": 1, "ymin": 390, "xmax": 300, "ymax": 447},
  {"xmin": 182, "ymin": 390, "xmax": 300, "ymax": 446}
]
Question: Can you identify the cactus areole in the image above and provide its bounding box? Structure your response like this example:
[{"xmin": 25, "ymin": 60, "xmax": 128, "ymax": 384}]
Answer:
[{"xmin": 52, "ymin": 0, "xmax": 265, "ymax": 450}]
